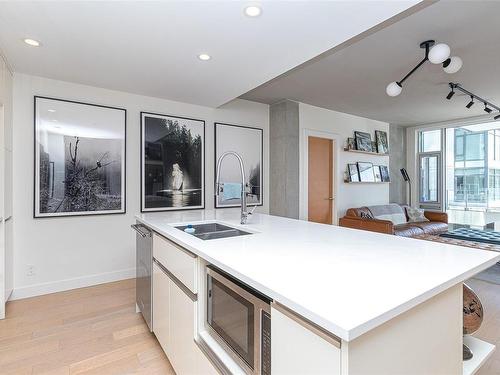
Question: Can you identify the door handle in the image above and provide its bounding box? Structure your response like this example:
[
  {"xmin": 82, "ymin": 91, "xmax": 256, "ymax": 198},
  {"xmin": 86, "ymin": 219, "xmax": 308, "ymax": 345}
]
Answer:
[
  {"xmin": 325, "ymin": 197, "xmax": 334, "ymax": 201},
  {"xmin": 131, "ymin": 224, "xmax": 151, "ymax": 238}
]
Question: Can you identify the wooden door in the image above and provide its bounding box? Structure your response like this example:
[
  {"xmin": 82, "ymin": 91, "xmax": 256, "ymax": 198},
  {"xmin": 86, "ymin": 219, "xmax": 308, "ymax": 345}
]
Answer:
[{"xmin": 308, "ymin": 136, "xmax": 333, "ymax": 224}]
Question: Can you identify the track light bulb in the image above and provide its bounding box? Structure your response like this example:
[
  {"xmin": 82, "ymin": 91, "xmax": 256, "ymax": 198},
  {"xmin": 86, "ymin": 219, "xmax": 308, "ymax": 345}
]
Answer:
[
  {"xmin": 446, "ymin": 89, "xmax": 455, "ymax": 100},
  {"xmin": 466, "ymin": 96, "xmax": 474, "ymax": 109},
  {"xmin": 386, "ymin": 81, "xmax": 402, "ymax": 97},
  {"xmin": 484, "ymin": 103, "xmax": 492, "ymax": 113},
  {"xmin": 495, "ymin": 114, "xmax": 500, "ymax": 121}
]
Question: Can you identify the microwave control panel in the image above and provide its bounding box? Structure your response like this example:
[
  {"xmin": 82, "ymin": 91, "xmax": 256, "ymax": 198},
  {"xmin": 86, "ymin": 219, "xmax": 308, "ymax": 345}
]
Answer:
[{"xmin": 261, "ymin": 310, "xmax": 271, "ymax": 375}]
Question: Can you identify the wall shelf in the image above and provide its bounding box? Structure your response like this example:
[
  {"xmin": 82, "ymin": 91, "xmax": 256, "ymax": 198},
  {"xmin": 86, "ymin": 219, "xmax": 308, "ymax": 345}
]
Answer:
[
  {"xmin": 344, "ymin": 181, "xmax": 390, "ymax": 184},
  {"xmin": 343, "ymin": 148, "xmax": 389, "ymax": 156},
  {"xmin": 463, "ymin": 336, "xmax": 495, "ymax": 375}
]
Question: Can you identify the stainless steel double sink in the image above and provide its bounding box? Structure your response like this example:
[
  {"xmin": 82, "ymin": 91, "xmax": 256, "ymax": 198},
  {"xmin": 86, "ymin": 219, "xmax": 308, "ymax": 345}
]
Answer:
[{"xmin": 175, "ymin": 222, "xmax": 252, "ymax": 240}]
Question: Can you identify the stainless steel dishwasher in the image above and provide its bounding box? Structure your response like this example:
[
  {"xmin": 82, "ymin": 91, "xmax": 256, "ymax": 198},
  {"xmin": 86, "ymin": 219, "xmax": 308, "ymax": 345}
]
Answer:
[{"xmin": 131, "ymin": 222, "xmax": 153, "ymax": 331}]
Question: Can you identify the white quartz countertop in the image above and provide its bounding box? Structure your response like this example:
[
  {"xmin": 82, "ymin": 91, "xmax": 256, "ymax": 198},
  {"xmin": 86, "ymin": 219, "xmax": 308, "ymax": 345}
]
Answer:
[{"xmin": 136, "ymin": 210, "xmax": 500, "ymax": 341}]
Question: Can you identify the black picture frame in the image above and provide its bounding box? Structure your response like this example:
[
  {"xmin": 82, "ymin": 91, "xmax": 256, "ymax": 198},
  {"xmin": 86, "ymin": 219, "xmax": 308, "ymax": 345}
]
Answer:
[
  {"xmin": 34, "ymin": 96, "xmax": 126, "ymax": 218},
  {"xmin": 348, "ymin": 163, "xmax": 360, "ymax": 182},
  {"xmin": 375, "ymin": 130, "xmax": 389, "ymax": 154},
  {"xmin": 357, "ymin": 161, "xmax": 375, "ymax": 182},
  {"xmin": 354, "ymin": 131, "xmax": 373, "ymax": 152},
  {"xmin": 214, "ymin": 122, "xmax": 263, "ymax": 208},
  {"xmin": 380, "ymin": 165, "xmax": 390, "ymax": 182},
  {"xmin": 141, "ymin": 112, "xmax": 205, "ymax": 212}
]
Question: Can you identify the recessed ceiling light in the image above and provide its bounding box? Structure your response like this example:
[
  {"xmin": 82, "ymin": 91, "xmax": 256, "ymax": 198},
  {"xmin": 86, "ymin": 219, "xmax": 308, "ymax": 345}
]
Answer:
[
  {"xmin": 244, "ymin": 5, "xmax": 262, "ymax": 17},
  {"xmin": 48, "ymin": 109, "xmax": 56, "ymax": 113},
  {"xmin": 198, "ymin": 54, "xmax": 211, "ymax": 61},
  {"xmin": 24, "ymin": 38, "xmax": 40, "ymax": 47}
]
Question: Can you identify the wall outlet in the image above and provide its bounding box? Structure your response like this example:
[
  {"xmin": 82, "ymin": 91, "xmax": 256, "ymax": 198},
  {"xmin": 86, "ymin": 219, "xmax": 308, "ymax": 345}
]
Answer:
[{"xmin": 26, "ymin": 265, "xmax": 35, "ymax": 277}]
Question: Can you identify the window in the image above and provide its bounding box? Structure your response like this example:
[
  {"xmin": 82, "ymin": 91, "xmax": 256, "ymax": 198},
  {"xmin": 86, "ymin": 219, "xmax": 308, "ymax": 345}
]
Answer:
[
  {"xmin": 419, "ymin": 154, "xmax": 439, "ymax": 203},
  {"xmin": 419, "ymin": 130, "xmax": 441, "ymax": 152}
]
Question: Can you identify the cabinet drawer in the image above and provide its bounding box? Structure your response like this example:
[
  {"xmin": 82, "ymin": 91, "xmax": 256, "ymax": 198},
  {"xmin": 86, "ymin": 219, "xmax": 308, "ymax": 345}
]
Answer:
[{"xmin": 153, "ymin": 233, "xmax": 197, "ymax": 293}]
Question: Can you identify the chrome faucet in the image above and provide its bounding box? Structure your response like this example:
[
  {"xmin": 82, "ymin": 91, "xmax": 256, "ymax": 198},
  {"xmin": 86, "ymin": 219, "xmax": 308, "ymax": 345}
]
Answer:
[{"xmin": 215, "ymin": 151, "xmax": 249, "ymax": 224}]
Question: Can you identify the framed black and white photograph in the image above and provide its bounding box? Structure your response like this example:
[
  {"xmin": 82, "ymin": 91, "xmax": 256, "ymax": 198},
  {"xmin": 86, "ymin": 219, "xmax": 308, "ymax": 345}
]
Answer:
[
  {"xmin": 357, "ymin": 161, "xmax": 375, "ymax": 182},
  {"xmin": 380, "ymin": 165, "xmax": 390, "ymax": 182},
  {"xmin": 215, "ymin": 122, "xmax": 263, "ymax": 208},
  {"xmin": 354, "ymin": 131, "xmax": 373, "ymax": 152},
  {"xmin": 373, "ymin": 165, "xmax": 382, "ymax": 182},
  {"xmin": 375, "ymin": 130, "xmax": 389, "ymax": 154},
  {"xmin": 141, "ymin": 112, "xmax": 204, "ymax": 212},
  {"xmin": 347, "ymin": 137, "xmax": 356, "ymax": 150},
  {"xmin": 348, "ymin": 163, "xmax": 360, "ymax": 182},
  {"xmin": 34, "ymin": 96, "xmax": 126, "ymax": 218}
]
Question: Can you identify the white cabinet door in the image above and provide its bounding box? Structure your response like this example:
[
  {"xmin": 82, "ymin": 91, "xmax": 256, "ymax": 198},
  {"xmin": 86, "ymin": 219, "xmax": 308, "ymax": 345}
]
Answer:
[
  {"xmin": 169, "ymin": 279, "xmax": 198, "ymax": 375},
  {"xmin": 152, "ymin": 262, "xmax": 171, "ymax": 357},
  {"xmin": 195, "ymin": 345, "xmax": 220, "ymax": 375},
  {"xmin": 272, "ymin": 305, "xmax": 341, "ymax": 375}
]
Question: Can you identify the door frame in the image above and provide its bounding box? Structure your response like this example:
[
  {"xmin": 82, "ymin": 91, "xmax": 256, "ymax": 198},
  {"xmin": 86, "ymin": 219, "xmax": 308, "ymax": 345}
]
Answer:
[{"xmin": 300, "ymin": 129, "xmax": 340, "ymax": 224}]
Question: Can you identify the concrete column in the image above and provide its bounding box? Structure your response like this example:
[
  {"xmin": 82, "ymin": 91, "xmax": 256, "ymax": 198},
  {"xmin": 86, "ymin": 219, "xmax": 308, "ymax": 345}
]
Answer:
[
  {"xmin": 389, "ymin": 123, "xmax": 407, "ymax": 205},
  {"xmin": 269, "ymin": 100, "xmax": 299, "ymax": 218}
]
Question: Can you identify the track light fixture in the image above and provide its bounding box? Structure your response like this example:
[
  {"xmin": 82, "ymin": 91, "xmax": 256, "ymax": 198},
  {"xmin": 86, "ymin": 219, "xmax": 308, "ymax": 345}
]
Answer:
[
  {"xmin": 446, "ymin": 88, "xmax": 455, "ymax": 100},
  {"xmin": 386, "ymin": 40, "xmax": 462, "ymax": 97},
  {"xmin": 446, "ymin": 83, "xmax": 500, "ymax": 120}
]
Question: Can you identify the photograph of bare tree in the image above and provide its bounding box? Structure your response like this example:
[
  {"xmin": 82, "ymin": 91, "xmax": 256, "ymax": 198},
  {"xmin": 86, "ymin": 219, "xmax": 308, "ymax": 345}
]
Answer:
[
  {"xmin": 34, "ymin": 97, "xmax": 126, "ymax": 217},
  {"xmin": 141, "ymin": 112, "xmax": 204, "ymax": 212}
]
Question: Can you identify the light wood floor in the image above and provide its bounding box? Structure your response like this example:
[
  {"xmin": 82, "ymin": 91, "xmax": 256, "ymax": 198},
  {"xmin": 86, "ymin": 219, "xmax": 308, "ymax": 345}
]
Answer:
[
  {"xmin": 0, "ymin": 279, "xmax": 173, "ymax": 374},
  {"xmin": 1, "ymin": 278, "xmax": 499, "ymax": 374}
]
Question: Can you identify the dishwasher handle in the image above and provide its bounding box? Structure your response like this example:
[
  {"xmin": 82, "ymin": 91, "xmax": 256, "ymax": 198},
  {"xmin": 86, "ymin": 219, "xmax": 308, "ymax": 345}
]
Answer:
[{"xmin": 131, "ymin": 224, "xmax": 152, "ymax": 238}]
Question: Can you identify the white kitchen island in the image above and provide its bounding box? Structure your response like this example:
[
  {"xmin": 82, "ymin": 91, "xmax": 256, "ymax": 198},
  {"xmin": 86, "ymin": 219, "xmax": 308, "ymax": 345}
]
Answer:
[{"xmin": 136, "ymin": 210, "xmax": 500, "ymax": 375}]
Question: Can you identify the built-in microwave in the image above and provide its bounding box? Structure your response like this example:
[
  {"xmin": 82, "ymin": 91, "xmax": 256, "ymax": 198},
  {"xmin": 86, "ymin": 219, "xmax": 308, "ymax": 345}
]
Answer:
[{"xmin": 206, "ymin": 266, "xmax": 271, "ymax": 375}]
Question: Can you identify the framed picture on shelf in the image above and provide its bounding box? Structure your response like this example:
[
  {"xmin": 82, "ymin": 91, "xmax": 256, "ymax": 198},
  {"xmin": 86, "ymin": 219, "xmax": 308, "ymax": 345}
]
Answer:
[
  {"xmin": 348, "ymin": 163, "xmax": 360, "ymax": 182},
  {"xmin": 380, "ymin": 165, "xmax": 390, "ymax": 182},
  {"xmin": 141, "ymin": 112, "xmax": 205, "ymax": 212},
  {"xmin": 34, "ymin": 96, "xmax": 126, "ymax": 218},
  {"xmin": 215, "ymin": 122, "xmax": 263, "ymax": 208},
  {"xmin": 375, "ymin": 130, "xmax": 389, "ymax": 154},
  {"xmin": 347, "ymin": 137, "xmax": 356, "ymax": 150},
  {"xmin": 357, "ymin": 161, "xmax": 375, "ymax": 182},
  {"xmin": 354, "ymin": 131, "xmax": 373, "ymax": 152},
  {"xmin": 373, "ymin": 165, "xmax": 382, "ymax": 182}
]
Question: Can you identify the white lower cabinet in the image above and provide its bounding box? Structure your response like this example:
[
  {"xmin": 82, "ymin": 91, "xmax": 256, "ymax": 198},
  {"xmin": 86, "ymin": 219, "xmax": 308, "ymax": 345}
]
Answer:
[
  {"xmin": 169, "ymin": 277, "xmax": 198, "ymax": 374},
  {"xmin": 152, "ymin": 263, "xmax": 171, "ymax": 357},
  {"xmin": 271, "ymin": 305, "xmax": 341, "ymax": 375},
  {"xmin": 153, "ymin": 259, "xmax": 218, "ymax": 375}
]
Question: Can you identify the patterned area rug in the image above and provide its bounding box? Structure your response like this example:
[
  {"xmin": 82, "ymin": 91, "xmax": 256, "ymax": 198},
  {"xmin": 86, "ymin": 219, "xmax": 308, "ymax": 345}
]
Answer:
[{"xmin": 414, "ymin": 233, "xmax": 500, "ymax": 285}]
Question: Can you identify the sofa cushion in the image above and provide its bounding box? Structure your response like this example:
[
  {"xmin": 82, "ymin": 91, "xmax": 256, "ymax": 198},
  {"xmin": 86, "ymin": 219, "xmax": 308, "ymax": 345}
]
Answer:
[
  {"xmin": 367, "ymin": 204, "xmax": 407, "ymax": 225},
  {"xmin": 393, "ymin": 223, "xmax": 424, "ymax": 237},
  {"xmin": 412, "ymin": 221, "xmax": 448, "ymax": 235},
  {"xmin": 407, "ymin": 207, "xmax": 430, "ymax": 223}
]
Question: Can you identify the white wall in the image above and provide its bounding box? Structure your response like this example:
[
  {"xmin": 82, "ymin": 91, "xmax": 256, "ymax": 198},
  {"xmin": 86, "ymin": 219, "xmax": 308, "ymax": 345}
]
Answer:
[
  {"xmin": 298, "ymin": 103, "xmax": 390, "ymax": 219},
  {"xmin": 0, "ymin": 53, "xmax": 13, "ymax": 316},
  {"xmin": 12, "ymin": 73, "xmax": 269, "ymax": 299}
]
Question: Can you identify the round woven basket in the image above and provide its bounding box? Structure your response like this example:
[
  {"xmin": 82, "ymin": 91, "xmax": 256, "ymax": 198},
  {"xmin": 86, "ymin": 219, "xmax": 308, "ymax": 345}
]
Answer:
[{"xmin": 463, "ymin": 283, "xmax": 483, "ymax": 335}]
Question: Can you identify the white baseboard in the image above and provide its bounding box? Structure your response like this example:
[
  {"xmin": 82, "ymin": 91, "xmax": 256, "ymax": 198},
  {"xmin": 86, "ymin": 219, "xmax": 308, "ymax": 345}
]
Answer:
[
  {"xmin": 5, "ymin": 288, "xmax": 12, "ymax": 302},
  {"xmin": 10, "ymin": 268, "xmax": 136, "ymax": 301}
]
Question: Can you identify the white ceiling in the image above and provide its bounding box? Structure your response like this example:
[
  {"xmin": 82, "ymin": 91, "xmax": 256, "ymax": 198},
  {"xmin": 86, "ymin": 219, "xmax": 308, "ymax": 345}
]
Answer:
[
  {"xmin": 0, "ymin": 1, "xmax": 421, "ymax": 108},
  {"xmin": 241, "ymin": 1, "xmax": 500, "ymax": 126}
]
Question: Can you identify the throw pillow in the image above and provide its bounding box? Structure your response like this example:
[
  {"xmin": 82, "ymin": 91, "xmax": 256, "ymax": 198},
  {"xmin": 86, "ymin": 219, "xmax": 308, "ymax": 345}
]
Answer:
[
  {"xmin": 407, "ymin": 207, "xmax": 429, "ymax": 223},
  {"xmin": 360, "ymin": 211, "xmax": 374, "ymax": 220}
]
